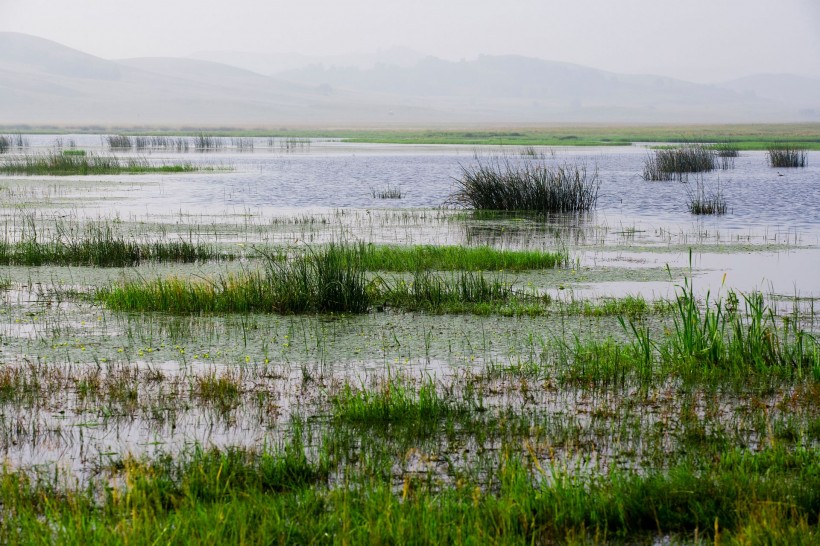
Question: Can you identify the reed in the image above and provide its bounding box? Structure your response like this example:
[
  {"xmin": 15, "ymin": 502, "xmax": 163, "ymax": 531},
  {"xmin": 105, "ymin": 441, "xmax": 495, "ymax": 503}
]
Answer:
[
  {"xmin": 450, "ymin": 157, "xmax": 599, "ymax": 212},
  {"xmin": 686, "ymin": 178, "xmax": 727, "ymax": 215},
  {"xmin": 642, "ymin": 144, "xmax": 717, "ymax": 181},
  {"xmin": 105, "ymin": 135, "xmax": 133, "ymax": 150},
  {"xmin": 767, "ymin": 144, "xmax": 807, "ymax": 168},
  {"xmin": 194, "ymin": 133, "xmax": 225, "ymax": 152},
  {"xmin": 370, "ymin": 185, "xmax": 403, "ymax": 199}
]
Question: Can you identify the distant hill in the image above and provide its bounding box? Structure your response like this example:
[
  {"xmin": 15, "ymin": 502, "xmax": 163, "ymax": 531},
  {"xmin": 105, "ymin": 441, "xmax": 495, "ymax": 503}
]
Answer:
[
  {"xmin": 721, "ymin": 73, "xmax": 820, "ymax": 118},
  {"xmin": 0, "ymin": 32, "xmax": 817, "ymax": 127}
]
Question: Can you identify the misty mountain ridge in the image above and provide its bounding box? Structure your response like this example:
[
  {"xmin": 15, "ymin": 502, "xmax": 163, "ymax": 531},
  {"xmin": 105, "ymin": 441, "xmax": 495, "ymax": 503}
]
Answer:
[{"xmin": 1, "ymin": 32, "xmax": 818, "ymax": 127}]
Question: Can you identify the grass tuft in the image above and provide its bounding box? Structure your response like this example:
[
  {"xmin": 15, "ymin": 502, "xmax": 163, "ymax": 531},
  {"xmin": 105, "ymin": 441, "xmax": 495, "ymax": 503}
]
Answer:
[
  {"xmin": 643, "ymin": 144, "xmax": 717, "ymax": 181},
  {"xmin": 450, "ymin": 157, "xmax": 599, "ymax": 212},
  {"xmin": 767, "ymin": 144, "xmax": 807, "ymax": 168}
]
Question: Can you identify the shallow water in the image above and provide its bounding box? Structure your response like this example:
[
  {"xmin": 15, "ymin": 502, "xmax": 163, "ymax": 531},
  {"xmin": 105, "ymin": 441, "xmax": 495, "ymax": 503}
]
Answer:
[{"xmin": 1, "ymin": 137, "xmax": 819, "ymax": 477}]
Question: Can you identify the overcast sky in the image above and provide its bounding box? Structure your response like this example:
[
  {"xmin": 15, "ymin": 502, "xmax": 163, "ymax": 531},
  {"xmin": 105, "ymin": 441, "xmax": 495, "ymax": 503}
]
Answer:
[{"xmin": 2, "ymin": 0, "xmax": 819, "ymax": 82}]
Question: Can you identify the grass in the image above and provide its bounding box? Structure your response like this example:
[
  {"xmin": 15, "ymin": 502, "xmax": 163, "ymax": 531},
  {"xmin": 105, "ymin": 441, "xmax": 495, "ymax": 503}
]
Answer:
[
  {"xmin": 642, "ymin": 144, "xmax": 717, "ymax": 181},
  {"xmin": 0, "ymin": 153, "xmax": 205, "ymax": 176},
  {"xmin": 451, "ymin": 157, "xmax": 599, "ymax": 212},
  {"xmin": 102, "ymin": 244, "xmax": 370, "ymax": 315},
  {"xmin": 61, "ymin": 149, "xmax": 87, "ymax": 156},
  {"xmin": 352, "ymin": 243, "xmax": 567, "ymax": 271},
  {"xmin": 0, "ymin": 226, "xmax": 227, "ymax": 267},
  {"xmin": 0, "ymin": 441, "xmax": 817, "ymax": 543},
  {"xmin": 624, "ymin": 277, "xmax": 819, "ymax": 377},
  {"xmin": 100, "ymin": 243, "xmax": 556, "ymax": 315},
  {"xmin": 767, "ymin": 144, "xmax": 808, "ymax": 167},
  {"xmin": 331, "ymin": 377, "xmax": 467, "ymax": 427}
]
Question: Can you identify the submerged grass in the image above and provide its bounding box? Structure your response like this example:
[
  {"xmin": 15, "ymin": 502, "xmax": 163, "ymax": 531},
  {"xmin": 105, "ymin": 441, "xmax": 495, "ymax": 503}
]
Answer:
[
  {"xmin": 451, "ymin": 157, "xmax": 599, "ymax": 212},
  {"xmin": 0, "ymin": 153, "xmax": 204, "ymax": 176}
]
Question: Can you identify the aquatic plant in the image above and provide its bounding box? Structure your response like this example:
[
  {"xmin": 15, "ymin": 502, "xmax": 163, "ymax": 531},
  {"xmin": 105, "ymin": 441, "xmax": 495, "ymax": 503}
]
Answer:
[
  {"xmin": 352, "ymin": 243, "xmax": 567, "ymax": 271},
  {"xmin": 450, "ymin": 157, "xmax": 599, "ymax": 212},
  {"xmin": 105, "ymin": 135, "xmax": 133, "ymax": 150},
  {"xmin": 767, "ymin": 144, "xmax": 807, "ymax": 168},
  {"xmin": 686, "ymin": 178, "xmax": 727, "ymax": 215},
  {"xmin": 0, "ymin": 153, "xmax": 203, "ymax": 176},
  {"xmin": 642, "ymin": 144, "xmax": 717, "ymax": 181},
  {"xmin": 370, "ymin": 185, "xmax": 403, "ymax": 199}
]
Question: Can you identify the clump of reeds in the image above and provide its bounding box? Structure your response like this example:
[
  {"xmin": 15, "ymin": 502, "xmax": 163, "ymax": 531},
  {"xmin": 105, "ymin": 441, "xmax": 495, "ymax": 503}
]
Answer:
[
  {"xmin": 106, "ymin": 135, "xmax": 133, "ymax": 150},
  {"xmin": 0, "ymin": 134, "xmax": 29, "ymax": 152},
  {"xmin": 686, "ymin": 178, "xmax": 727, "ymax": 215},
  {"xmin": 62, "ymin": 149, "xmax": 87, "ymax": 157},
  {"xmin": 370, "ymin": 185, "xmax": 403, "ymax": 199},
  {"xmin": 0, "ymin": 153, "xmax": 201, "ymax": 176},
  {"xmin": 450, "ymin": 157, "xmax": 599, "ymax": 212},
  {"xmin": 194, "ymin": 133, "xmax": 225, "ymax": 152},
  {"xmin": 279, "ymin": 137, "xmax": 311, "ymax": 152},
  {"xmin": 231, "ymin": 137, "xmax": 254, "ymax": 152},
  {"xmin": 767, "ymin": 145, "xmax": 807, "ymax": 168},
  {"xmin": 643, "ymin": 145, "xmax": 717, "ymax": 181}
]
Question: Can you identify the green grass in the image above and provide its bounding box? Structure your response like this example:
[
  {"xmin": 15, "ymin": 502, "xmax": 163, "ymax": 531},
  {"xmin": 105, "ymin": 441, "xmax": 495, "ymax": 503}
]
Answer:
[
  {"xmin": 642, "ymin": 144, "xmax": 717, "ymax": 181},
  {"xmin": 0, "ymin": 236, "xmax": 226, "ymax": 267},
  {"xmin": 5, "ymin": 123, "xmax": 820, "ymax": 148},
  {"xmin": 354, "ymin": 243, "xmax": 567, "ymax": 271},
  {"xmin": 0, "ymin": 153, "xmax": 207, "ymax": 176},
  {"xmin": 0, "ymin": 441, "xmax": 817, "ymax": 544},
  {"xmin": 102, "ymin": 244, "xmax": 370, "ymax": 314},
  {"xmin": 331, "ymin": 377, "xmax": 469, "ymax": 427}
]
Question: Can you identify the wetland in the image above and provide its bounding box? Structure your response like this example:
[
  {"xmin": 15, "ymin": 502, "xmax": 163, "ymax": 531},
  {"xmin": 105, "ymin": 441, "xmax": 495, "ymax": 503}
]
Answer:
[{"xmin": 0, "ymin": 134, "xmax": 818, "ymax": 543}]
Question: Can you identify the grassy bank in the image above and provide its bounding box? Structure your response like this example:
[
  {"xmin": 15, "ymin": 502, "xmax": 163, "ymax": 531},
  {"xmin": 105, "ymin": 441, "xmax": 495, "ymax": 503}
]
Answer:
[{"xmin": 4, "ymin": 124, "xmax": 820, "ymax": 149}]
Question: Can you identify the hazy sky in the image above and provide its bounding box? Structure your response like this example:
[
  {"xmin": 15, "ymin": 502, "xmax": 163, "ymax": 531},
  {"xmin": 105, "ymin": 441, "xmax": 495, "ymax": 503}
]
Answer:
[{"xmin": 2, "ymin": 0, "xmax": 819, "ymax": 82}]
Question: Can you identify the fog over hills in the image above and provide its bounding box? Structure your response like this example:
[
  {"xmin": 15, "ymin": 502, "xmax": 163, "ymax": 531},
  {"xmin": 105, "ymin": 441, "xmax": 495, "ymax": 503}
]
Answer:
[{"xmin": 1, "ymin": 32, "xmax": 818, "ymax": 127}]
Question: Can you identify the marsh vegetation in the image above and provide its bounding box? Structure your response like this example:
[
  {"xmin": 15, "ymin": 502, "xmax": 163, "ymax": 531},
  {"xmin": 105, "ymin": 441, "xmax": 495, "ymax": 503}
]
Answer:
[
  {"xmin": 451, "ymin": 157, "xmax": 599, "ymax": 212},
  {"xmin": 0, "ymin": 136, "xmax": 817, "ymax": 543}
]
